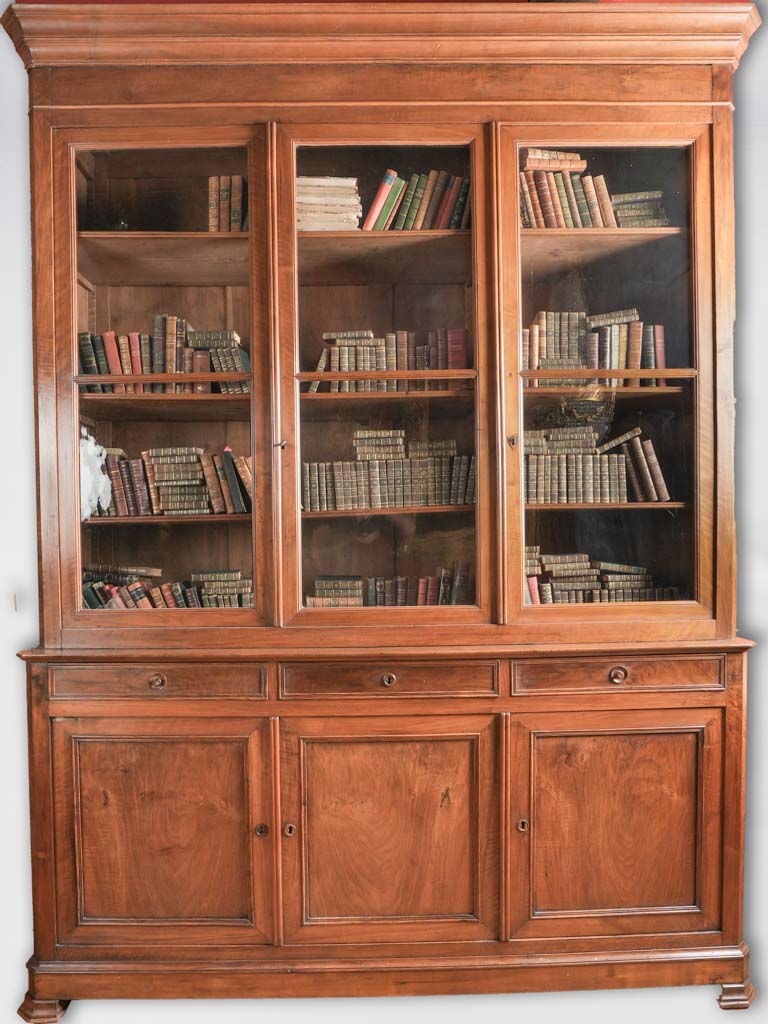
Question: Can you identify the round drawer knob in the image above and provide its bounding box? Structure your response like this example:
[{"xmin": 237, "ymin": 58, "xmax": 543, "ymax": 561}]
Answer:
[
  {"xmin": 148, "ymin": 674, "xmax": 167, "ymax": 691},
  {"xmin": 608, "ymin": 665, "xmax": 629, "ymax": 685},
  {"xmin": 381, "ymin": 673, "xmax": 397, "ymax": 688}
]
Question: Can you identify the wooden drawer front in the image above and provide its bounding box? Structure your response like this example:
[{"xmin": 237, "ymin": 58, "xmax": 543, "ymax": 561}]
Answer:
[
  {"xmin": 280, "ymin": 661, "xmax": 499, "ymax": 698},
  {"xmin": 513, "ymin": 655, "xmax": 724, "ymax": 694},
  {"xmin": 52, "ymin": 664, "xmax": 267, "ymax": 699}
]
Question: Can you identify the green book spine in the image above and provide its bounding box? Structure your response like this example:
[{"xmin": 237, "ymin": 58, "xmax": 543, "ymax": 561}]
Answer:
[
  {"xmin": 403, "ymin": 173, "xmax": 428, "ymax": 230},
  {"xmin": 449, "ymin": 177, "xmax": 471, "ymax": 229},
  {"xmin": 373, "ymin": 176, "xmax": 405, "ymax": 231},
  {"xmin": 392, "ymin": 173, "xmax": 419, "ymax": 230}
]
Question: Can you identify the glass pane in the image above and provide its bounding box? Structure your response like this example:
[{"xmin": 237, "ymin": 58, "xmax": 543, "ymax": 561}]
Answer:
[
  {"xmin": 518, "ymin": 145, "xmax": 694, "ymax": 606},
  {"xmin": 296, "ymin": 145, "xmax": 477, "ymax": 609},
  {"xmin": 76, "ymin": 147, "xmax": 255, "ymax": 612}
]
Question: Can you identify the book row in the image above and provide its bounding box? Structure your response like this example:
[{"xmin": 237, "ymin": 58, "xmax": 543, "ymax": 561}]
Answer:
[
  {"xmin": 523, "ymin": 425, "xmax": 671, "ymax": 503},
  {"xmin": 207, "ymin": 175, "xmax": 247, "ymax": 232},
  {"xmin": 305, "ymin": 563, "xmax": 472, "ymax": 607},
  {"xmin": 523, "ymin": 547, "xmax": 678, "ymax": 604},
  {"xmin": 521, "ymin": 307, "xmax": 668, "ymax": 387},
  {"xmin": 83, "ymin": 567, "xmax": 254, "ymax": 610},
  {"xmin": 361, "ymin": 168, "xmax": 471, "ymax": 232},
  {"xmin": 306, "ymin": 327, "xmax": 470, "ymax": 393},
  {"xmin": 519, "ymin": 148, "xmax": 671, "ymax": 229},
  {"xmin": 78, "ymin": 322, "xmax": 250, "ymax": 395},
  {"xmin": 89, "ymin": 445, "xmax": 253, "ymax": 519},
  {"xmin": 301, "ymin": 455, "xmax": 476, "ymax": 512}
]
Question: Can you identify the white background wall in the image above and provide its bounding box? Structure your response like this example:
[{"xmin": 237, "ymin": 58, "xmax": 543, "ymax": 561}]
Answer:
[{"xmin": 0, "ymin": 15, "xmax": 766, "ymax": 1024}]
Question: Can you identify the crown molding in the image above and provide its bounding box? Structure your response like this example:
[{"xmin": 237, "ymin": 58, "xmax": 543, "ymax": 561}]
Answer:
[{"xmin": 1, "ymin": 3, "xmax": 762, "ymax": 71}]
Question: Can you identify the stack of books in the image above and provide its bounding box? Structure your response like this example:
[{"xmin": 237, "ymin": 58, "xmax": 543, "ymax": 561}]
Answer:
[
  {"xmin": 302, "ymin": 429, "xmax": 475, "ymax": 511},
  {"xmin": 92, "ymin": 445, "xmax": 253, "ymax": 519},
  {"xmin": 82, "ymin": 565, "xmax": 254, "ymax": 609},
  {"xmin": 304, "ymin": 562, "xmax": 473, "ymax": 607},
  {"xmin": 78, "ymin": 322, "xmax": 250, "ymax": 395},
  {"xmin": 524, "ymin": 550, "xmax": 678, "ymax": 605},
  {"xmin": 208, "ymin": 175, "xmax": 247, "ymax": 232},
  {"xmin": 518, "ymin": 148, "xmax": 670, "ymax": 229},
  {"xmin": 307, "ymin": 325, "xmax": 470, "ymax": 393},
  {"xmin": 296, "ymin": 176, "xmax": 362, "ymax": 230},
  {"xmin": 523, "ymin": 425, "xmax": 671, "ymax": 504},
  {"xmin": 521, "ymin": 307, "xmax": 667, "ymax": 387},
  {"xmin": 362, "ymin": 168, "xmax": 471, "ymax": 231}
]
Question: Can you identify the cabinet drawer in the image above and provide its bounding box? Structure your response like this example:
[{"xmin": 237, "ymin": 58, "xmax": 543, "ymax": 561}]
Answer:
[
  {"xmin": 51, "ymin": 663, "xmax": 267, "ymax": 699},
  {"xmin": 513, "ymin": 655, "xmax": 724, "ymax": 694},
  {"xmin": 280, "ymin": 660, "xmax": 499, "ymax": 698}
]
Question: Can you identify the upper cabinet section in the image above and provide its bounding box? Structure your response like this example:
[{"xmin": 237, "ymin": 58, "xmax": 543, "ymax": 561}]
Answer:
[
  {"xmin": 69, "ymin": 133, "xmax": 273, "ymax": 624},
  {"xmin": 501, "ymin": 127, "xmax": 714, "ymax": 624},
  {"xmin": 277, "ymin": 126, "xmax": 494, "ymax": 624}
]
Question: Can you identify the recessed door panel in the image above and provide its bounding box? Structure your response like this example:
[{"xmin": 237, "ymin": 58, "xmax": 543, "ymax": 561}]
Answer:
[
  {"xmin": 281, "ymin": 715, "xmax": 498, "ymax": 944},
  {"xmin": 507, "ymin": 709, "xmax": 722, "ymax": 939},
  {"xmin": 53, "ymin": 717, "xmax": 273, "ymax": 945}
]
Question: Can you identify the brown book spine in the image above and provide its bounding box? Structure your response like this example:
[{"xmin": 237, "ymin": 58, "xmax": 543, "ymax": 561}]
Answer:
[
  {"xmin": 164, "ymin": 315, "xmax": 177, "ymax": 394},
  {"xmin": 641, "ymin": 438, "xmax": 671, "ymax": 501},
  {"xmin": 106, "ymin": 455, "xmax": 129, "ymax": 517},
  {"xmin": 629, "ymin": 435, "xmax": 658, "ymax": 500},
  {"xmin": 581, "ymin": 175, "xmax": 604, "ymax": 228},
  {"xmin": 627, "ymin": 320, "xmax": 644, "ymax": 381},
  {"xmin": 213, "ymin": 453, "xmax": 235, "ymax": 513},
  {"xmin": 219, "ymin": 175, "xmax": 231, "ymax": 232},
  {"xmin": 234, "ymin": 455, "xmax": 254, "ymax": 500},
  {"xmin": 412, "ymin": 169, "xmax": 439, "ymax": 230},
  {"xmin": 421, "ymin": 170, "xmax": 450, "ymax": 230},
  {"xmin": 533, "ymin": 171, "xmax": 557, "ymax": 228},
  {"xmin": 142, "ymin": 461, "xmax": 162, "ymax": 515},
  {"xmin": 593, "ymin": 174, "xmax": 618, "ymax": 228},
  {"xmin": 529, "ymin": 322, "xmax": 540, "ymax": 376},
  {"xmin": 523, "ymin": 169, "xmax": 545, "ymax": 228},
  {"xmin": 200, "ymin": 453, "xmax": 226, "ymax": 513},
  {"xmin": 545, "ymin": 171, "xmax": 566, "ymax": 228},
  {"xmin": 519, "ymin": 171, "xmax": 536, "ymax": 228},
  {"xmin": 192, "ymin": 349, "xmax": 211, "ymax": 393},
  {"xmin": 208, "ymin": 176, "xmax": 219, "ymax": 232},
  {"xmin": 160, "ymin": 582, "xmax": 178, "ymax": 608}
]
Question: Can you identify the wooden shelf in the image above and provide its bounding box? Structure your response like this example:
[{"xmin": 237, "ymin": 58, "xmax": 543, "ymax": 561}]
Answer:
[
  {"xmin": 523, "ymin": 385, "xmax": 684, "ymax": 398},
  {"xmin": 520, "ymin": 227, "xmax": 685, "ymax": 276},
  {"xmin": 526, "ymin": 502, "xmax": 686, "ymax": 511},
  {"xmin": 84, "ymin": 514, "xmax": 251, "ymax": 526},
  {"xmin": 301, "ymin": 388, "xmax": 473, "ymax": 404},
  {"xmin": 297, "ymin": 229, "xmax": 471, "ymax": 285},
  {"xmin": 79, "ymin": 393, "xmax": 250, "ymax": 422},
  {"xmin": 520, "ymin": 369, "xmax": 696, "ymax": 381},
  {"xmin": 302, "ymin": 504, "xmax": 475, "ymax": 520},
  {"xmin": 77, "ymin": 231, "xmax": 249, "ymax": 286},
  {"xmin": 296, "ymin": 369, "xmax": 476, "ymax": 383}
]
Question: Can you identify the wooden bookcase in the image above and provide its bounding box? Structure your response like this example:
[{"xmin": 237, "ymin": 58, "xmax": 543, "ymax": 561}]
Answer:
[{"xmin": 1, "ymin": 2, "xmax": 760, "ymax": 1019}]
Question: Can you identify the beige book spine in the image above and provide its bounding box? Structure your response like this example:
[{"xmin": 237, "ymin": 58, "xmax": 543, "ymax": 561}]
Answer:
[{"xmin": 641, "ymin": 438, "xmax": 671, "ymax": 501}]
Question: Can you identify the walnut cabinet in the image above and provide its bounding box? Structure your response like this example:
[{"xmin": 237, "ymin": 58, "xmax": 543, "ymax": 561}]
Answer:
[{"xmin": 2, "ymin": 3, "xmax": 760, "ymax": 1019}]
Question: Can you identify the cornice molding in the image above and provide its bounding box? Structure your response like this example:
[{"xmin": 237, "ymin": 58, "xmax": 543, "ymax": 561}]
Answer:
[{"xmin": 1, "ymin": 3, "xmax": 762, "ymax": 71}]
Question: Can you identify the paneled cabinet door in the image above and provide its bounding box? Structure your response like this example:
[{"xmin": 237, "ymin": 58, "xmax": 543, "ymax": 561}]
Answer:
[
  {"xmin": 280, "ymin": 715, "xmax": 499, "ymax": 944},
  {"xmin": 51, "ymin": 718, "xmax": 273, "ymax": 946},
  {"xmin": 506, "ymin": 709, "xmax": 723, "ymax": 939}
]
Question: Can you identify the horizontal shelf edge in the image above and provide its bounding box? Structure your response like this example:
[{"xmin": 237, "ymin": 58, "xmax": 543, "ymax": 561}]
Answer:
[{"xmin": 302, "ymin": 504, "xmax": 475, "ymax": 519}]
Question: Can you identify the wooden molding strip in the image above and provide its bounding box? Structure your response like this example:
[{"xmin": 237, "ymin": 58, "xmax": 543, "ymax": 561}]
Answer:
[{"xmin": 2, "ymin": 3, "xmax": 761, "ymax": 70}]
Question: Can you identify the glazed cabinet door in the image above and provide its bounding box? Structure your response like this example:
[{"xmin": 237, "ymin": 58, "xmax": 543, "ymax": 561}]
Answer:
[
  {"xmin": 507, "ymin": 709, "xmax": 723, "ymax": 939},
  {"xmin": 280, "ymin": 715, "xmax": 499, "ymax": 943},
  {"xmin": 51, "ymin": 717, "xmax": 274, "ymax": 946}
]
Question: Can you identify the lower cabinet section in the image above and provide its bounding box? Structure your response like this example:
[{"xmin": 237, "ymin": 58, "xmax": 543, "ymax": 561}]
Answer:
[
  {"xmin": 51, "ymin": 717, "xmax": 274, "ymax": 945},
  {"xmin": 505, "ymin": 709, "xmax": 723, "ymax": 939},
  {"xmin": 39, "ymin": 655, "xmax": 741, "ymax": 1007},
  {"xmin": 279, "ymin": 715, "xmax": 499, "ymax": 943}
]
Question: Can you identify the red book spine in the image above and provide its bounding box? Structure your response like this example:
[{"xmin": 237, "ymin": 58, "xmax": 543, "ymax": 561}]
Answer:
[
  {"xmin": 362, "ymin": 168, "xmax": 397, "ymax": 231},
  {"xmin": 653, "ymin": 325, "xmax": 667, "ymax": 387},
  {"xmin": 446, "ymin": 328, "xmax": 468, "ymax": 370},
  {"xmin": 433, "ymin": 175, "xmax": 461, "ymax": 230},
  {"xmin": 128, "ymin": 332, "xmax": 143, "ymax": 394},
  {"xmin": 101, "ymin": 330, "xmax": 126, "ymax": 393},
  {"xmin": 533, "ymin": 171, "xmax": 557, "ymax": 228}
]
